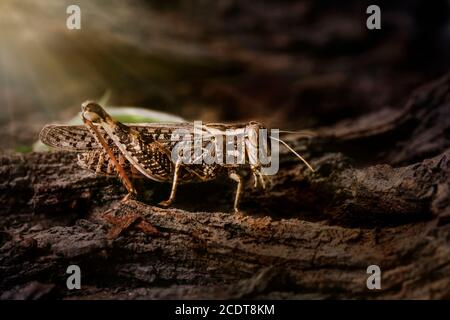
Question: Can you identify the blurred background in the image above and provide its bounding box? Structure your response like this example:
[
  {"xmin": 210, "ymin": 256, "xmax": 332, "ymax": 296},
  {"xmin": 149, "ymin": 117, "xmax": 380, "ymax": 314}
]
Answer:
[{"xmin": 0, "ymin": 0, "xmax": 448, "ymax": 151}]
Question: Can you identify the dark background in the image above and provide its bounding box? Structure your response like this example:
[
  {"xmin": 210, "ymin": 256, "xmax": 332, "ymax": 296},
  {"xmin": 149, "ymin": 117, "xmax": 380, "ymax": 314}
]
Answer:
[{"xmin": 0, "ymin": 0, "xmax": 448, "ymax": 150}]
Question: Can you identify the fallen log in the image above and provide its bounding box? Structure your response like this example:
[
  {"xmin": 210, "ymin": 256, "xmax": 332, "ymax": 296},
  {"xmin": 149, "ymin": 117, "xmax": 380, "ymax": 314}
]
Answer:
[{"xmin": 0, "ymin": 73, "xmax": 449, "ymax": 299}]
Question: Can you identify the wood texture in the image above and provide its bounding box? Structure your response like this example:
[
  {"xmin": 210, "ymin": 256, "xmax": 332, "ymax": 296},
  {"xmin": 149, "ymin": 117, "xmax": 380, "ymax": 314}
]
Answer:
[{"xmin": 1, "ymin": 73, "xmax": 449, "ymax": 299}]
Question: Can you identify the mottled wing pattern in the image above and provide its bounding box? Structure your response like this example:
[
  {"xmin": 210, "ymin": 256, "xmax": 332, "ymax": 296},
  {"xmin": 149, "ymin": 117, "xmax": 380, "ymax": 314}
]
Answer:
[
  {"xmin": 40, "ymin": 123, "xmax": 199, "ymax": 151},
  {"xmin": 39, "ymin": 124, "xmax": 102, "ymax": 151},
  {"xmin": 40, "ymin": 122, "xmax": 250, "ymax": 150},
  {"xmin": 97, "ymin": 122, "xmax": 176, "ymax": 182}
]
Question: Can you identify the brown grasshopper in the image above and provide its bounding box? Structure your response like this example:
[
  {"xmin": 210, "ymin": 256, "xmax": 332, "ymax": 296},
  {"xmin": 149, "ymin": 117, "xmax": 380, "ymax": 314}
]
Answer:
[{"xmin": 40, "ymin": 101, "xmax": 314, "ymax": 212}]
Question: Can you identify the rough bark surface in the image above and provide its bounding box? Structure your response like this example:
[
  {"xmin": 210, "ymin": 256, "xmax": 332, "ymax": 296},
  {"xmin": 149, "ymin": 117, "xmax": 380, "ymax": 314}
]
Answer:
[{"xmin": 0, "ymin": 73, "xmax": 449, "ymax": 299}]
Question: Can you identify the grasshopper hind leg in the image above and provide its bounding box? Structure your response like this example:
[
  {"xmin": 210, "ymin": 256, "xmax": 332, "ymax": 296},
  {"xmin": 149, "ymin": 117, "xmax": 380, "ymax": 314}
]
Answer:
[
  {"xmin": 228, "ymin": 171, "xmax": 243, "ymax": 213},
  {"xmin": 82, "ymin": 118, "xmax": 137, "ymax": 202}
]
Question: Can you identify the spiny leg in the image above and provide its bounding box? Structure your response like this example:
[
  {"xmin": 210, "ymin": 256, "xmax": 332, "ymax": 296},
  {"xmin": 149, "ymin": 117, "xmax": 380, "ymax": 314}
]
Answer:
[
  {"xmin": 229, "ymin": 171, "xmax": 243, "ymax": 213},
  {"xmin": 251, "ymin": 166, "xmax": 267, "ymax": 190},
  {"xmin": 83, "ymin": 118, "xmax": 136, "ymax": 200},
  {"xmin": 159, "ymin": 160, "xmax": 181, "ymax": 207},
  {"xmin": 256, "ymin": 170, "xmax": 267, "ymax": 190}
]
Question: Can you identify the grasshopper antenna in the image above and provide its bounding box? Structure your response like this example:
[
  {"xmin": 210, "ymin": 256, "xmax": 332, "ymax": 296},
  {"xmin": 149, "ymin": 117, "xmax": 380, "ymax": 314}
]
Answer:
[
  {"xmin": 269, "ymin": 136, "xmax": 315, "ymax": 172},
  {"xmin": 278, "ymin": 130, "xmax": 316, "ymax": 137}
]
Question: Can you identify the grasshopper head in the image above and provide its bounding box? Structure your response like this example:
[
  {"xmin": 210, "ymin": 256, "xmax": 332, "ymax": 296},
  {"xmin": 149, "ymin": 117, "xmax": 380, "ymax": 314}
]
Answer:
[{"xmin": 81, "ymin": 101, "xmax": 111, "ymax": 123}]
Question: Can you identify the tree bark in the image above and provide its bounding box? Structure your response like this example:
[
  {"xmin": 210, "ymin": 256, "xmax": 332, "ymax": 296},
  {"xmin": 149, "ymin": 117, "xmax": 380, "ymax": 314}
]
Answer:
[{"xmin": 0, "ymin": 73, "xmax": 449, "ymax": 299}]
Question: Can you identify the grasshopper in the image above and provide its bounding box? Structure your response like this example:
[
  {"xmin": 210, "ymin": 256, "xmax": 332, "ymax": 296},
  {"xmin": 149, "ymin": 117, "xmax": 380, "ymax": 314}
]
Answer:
[{"xmin": 40, "ymin": 101, "xmax": 314, "ymax": 212}]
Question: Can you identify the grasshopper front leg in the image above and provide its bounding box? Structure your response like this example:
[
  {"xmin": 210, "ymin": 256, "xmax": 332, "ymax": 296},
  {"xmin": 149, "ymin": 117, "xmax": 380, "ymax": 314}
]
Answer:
[{"xmin": 251, "ymin": 165, "xmax": 268, "ymax": 190}]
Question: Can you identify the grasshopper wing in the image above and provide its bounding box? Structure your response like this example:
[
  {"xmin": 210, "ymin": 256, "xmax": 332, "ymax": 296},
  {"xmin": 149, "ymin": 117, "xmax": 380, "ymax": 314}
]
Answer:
[{"xmin": 39, "ymin": 125, "xmax": 102, "ymax": 151}]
